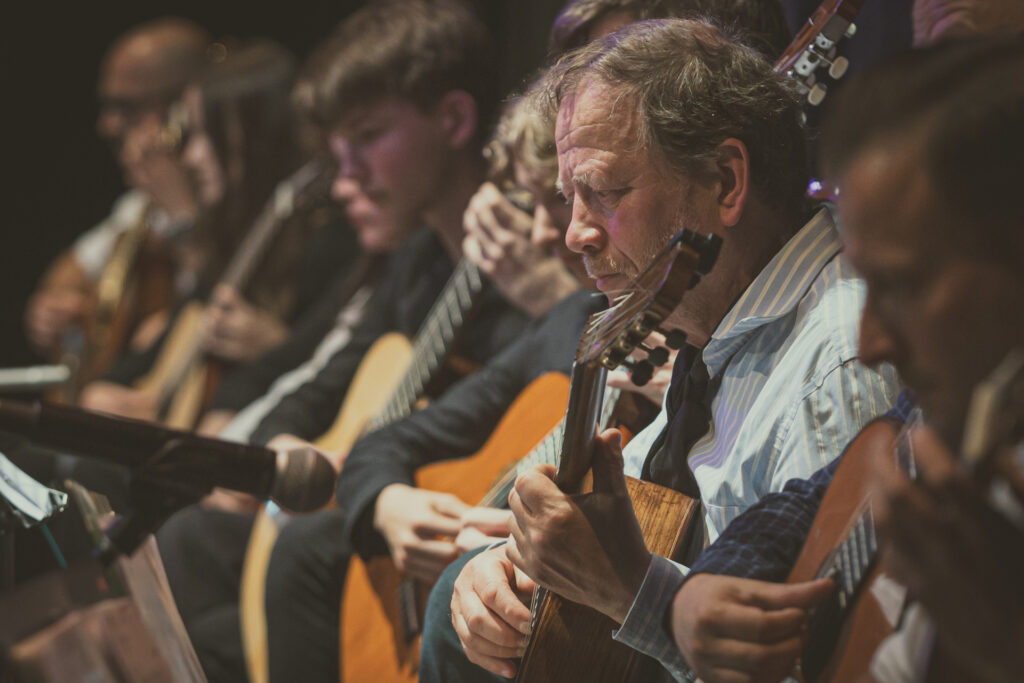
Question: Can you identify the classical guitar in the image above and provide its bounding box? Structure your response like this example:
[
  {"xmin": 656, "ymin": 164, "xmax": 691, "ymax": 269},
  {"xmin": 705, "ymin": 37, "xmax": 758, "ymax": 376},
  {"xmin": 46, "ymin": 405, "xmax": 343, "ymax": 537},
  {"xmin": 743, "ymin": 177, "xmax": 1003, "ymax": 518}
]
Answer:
[
  {"xmin": 516, "ymin": 228, "xmax": 721, "ymax": 683},
  {"xmin": 133, "ymin": 160, "xmax": 327, "ymax": 429},
  {"xmin": 788, "ymin": 350, "xmax": 1024, "ymax": 682},
  {"xmin": 240, "ymin": 257, "xmax": 492, "ymax": 683}
]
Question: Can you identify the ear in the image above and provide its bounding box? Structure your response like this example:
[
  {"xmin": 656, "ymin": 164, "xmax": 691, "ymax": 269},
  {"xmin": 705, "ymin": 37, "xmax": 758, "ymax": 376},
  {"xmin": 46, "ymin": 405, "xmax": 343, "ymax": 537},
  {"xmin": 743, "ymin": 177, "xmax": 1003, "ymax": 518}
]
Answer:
[
  {"xmin": 713, "ymin": 138, "xmax": 751, "ymax": 228},
  {"xmin": 436, "ymin": 90, "xmax": 479, "ymax": 149}
]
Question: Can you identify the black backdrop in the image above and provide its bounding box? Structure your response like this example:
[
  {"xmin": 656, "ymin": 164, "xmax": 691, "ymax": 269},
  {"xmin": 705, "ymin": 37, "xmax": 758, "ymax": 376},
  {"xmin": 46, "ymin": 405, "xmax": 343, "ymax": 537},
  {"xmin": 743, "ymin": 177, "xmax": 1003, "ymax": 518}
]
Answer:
[{"xmin": 1, "ymin": 0, "xmax": 910, "ymax": 368}]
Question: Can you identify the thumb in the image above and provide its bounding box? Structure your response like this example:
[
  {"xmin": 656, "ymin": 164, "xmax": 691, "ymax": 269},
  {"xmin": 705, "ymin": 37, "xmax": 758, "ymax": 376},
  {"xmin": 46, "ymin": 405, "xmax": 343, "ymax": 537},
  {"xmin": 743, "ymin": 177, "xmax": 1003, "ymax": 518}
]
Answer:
[
  {"xmin": 748, "ymin": 578, "xmax": 835, "ymax": 611},
  {"xmin": 590, "ymin": 428, "xmax": 628, "ymax": 496}
]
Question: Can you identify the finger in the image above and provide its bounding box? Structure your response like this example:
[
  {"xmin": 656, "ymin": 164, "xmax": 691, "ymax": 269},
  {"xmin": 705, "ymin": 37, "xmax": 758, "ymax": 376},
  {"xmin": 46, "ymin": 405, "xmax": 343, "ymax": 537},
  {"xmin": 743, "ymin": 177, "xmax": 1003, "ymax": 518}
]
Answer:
[
  {"xmin": 431, "ymin": 494, "xmax": 472, "ymax": 519},
  {"xmin": 462, "ymin": 508, "xmax": 514, "ymax": 537},
  {"xmin": 512, "ymin": 466, "xmax": 565, "ymax": 517},
  {"xmin": 705, "ymin": 603, "xmax": 807, "ymax": 644},
  {"xmin": 452, "ymin": 591, "xmax": 528, "ymax": 652},
  {"xmin": 456, "ymin": 528, "xmax": 507, "ymax": 555},
  {"xmin": 741, "ymin": 578, "xmax": 835, "ymax": 612},
  {"xmin": 705, "ymin": 634, "xmax": 803, "ymax": 678},
  {"xmin": 451, "ymin": 611, "xmax": 524, "ymax": 660},
  {"xmin": 590, "ymin": 429, "xmax": 628, "ymax": 496},
  {"xmin": 511, "ymin": 564, "xmax": 539, "ymax": 601},
  {"xmin": 405, "ymin": 537, "xmax": 461, "ymax": 563},
  {"xmin": 417, "ymin": 514, "xmax": 465, "ymax": 539}
]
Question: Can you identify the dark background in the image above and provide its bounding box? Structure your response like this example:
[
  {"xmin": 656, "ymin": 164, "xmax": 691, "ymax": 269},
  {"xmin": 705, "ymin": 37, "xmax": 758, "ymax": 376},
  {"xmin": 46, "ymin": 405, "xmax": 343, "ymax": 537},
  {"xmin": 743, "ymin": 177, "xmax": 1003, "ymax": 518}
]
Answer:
[{"xmin": 1, "ymin": 0, "xmax": 911, "ymax": 368}]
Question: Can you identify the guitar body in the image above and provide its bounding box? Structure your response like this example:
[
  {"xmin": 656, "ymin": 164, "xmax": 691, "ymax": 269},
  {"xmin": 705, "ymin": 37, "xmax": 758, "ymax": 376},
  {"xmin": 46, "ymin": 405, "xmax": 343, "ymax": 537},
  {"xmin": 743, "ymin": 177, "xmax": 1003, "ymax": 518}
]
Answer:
[
  {"xmin": 787, "ymin": 419, "xmax": 901, "ymax": 683},
  {"xmin": 134, "ymin": 301, "xmax": 205, "ymax": 410},
  {"xmin": 338, "ymin": 372, "xmax": 571, "ymax": 683},
  {"xmin": 516, "ymin": 477, "xmax": 698, "ymax": 683},
  {"xmin": 240, "ymin": 332, "xmax": 415, "ymax": 683}
]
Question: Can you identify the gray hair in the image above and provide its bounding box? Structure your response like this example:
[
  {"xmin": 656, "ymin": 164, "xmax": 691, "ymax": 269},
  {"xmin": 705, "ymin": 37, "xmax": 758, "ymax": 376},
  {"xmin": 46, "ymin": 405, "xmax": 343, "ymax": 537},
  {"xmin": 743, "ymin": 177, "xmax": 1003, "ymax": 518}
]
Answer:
[{"xmin": 534, "ymin": 18, "xmax": 808, "ymax": 222}]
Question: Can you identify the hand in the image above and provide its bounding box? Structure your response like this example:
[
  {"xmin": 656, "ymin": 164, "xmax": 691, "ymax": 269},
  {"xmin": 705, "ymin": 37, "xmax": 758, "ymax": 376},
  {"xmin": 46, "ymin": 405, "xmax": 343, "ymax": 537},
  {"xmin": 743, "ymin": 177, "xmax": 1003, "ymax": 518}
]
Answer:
[
  {"xmin": 451, "ymin": 545, "xmax": 536, "ymax": 678},
  {"xmin": 463, "ymin": 182, "xmax": 578, "ymax": 318},
  {"xmin": 373, "ymin": 484, "xmax": 471, "ymax": 582},
  {"xmin": 606, "ymin": 332, "xmax": 676, "ymax": 407},
  {"xmin": 201, "ymin": 285, "xmax": 288, "ymax": 362},
  {"xmin": 25, "ymin": 286, "xmax": 93, "ymax": 354},
  {"xmin": 120, "ymin": 118, "xmax": 197, "ymax": 223},
  {"xmin": 455, "ymin": 507, "xmax": 513, "ymax": 555},
  {"xmin": 266, "ymin": 433, "xmax": 342, "ymax": 472},
  {"xmin": 871, "ymin": 424, "xmax": 1024, "ymax": 682},
  {"xmin": 79, "ymin": 381, "xmax": 157, "ymax": 420},
  {"xmin": 671, "ymin": 573, "xmax": 834, "ymax": 683},
  {"xmin": 201, "ymin": 487, "xmax": 261, "ymax": 514},
  {"xmin": 505, "ymin": 429, "xmax": 651, "ymax": 623}
]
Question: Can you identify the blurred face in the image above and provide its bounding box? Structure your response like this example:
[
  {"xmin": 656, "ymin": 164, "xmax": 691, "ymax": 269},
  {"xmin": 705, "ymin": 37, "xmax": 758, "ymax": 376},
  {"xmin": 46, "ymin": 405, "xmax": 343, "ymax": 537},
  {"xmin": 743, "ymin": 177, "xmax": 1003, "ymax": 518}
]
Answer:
[
  {"xmin": 556, "ymin": 82, "xmax": 704, "ymax": 300},
  {"xmin": 180, "ymin": 86, "xmax": 225, "ymax": 207},
  {"xmin": 96, "ymin": 48, "xmax": 173, "ymax": 154},
  {"xmin": 840, "ymin": 140, "xmax": 1024, "ymax": 446},
  {"xmin": 512, "ymin": 161, "xmax": 590, "ymax": 285},
  {"xmin": 912, "ymin": 0, "xmax": 1024, "ymax": 45},
  {"xmin": 329, "ymin": 97, "xmax": 449, "ymax": 251}
]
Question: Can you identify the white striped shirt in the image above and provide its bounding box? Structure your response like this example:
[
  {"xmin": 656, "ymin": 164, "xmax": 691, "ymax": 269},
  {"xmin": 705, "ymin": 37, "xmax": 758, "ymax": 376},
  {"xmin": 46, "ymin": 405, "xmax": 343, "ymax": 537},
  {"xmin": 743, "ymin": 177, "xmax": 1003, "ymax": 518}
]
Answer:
[{"xmin": 615, "ymin": 208, "xmax": 901, "ymax": 677}]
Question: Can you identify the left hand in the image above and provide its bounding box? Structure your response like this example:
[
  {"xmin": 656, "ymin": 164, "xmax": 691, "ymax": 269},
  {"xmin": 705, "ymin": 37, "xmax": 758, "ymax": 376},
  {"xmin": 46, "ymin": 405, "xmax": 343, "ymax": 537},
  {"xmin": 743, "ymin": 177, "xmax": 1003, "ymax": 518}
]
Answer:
[
  {"xmin": 871, "ymin": 424, "xmax": 1024, "ymax": 682},
  {"xmin": 201, "ymin": 284, "xmax": 288, "ymax": 361},
  {"xmin": 505, "ymin": 429, "xmax": 651, "ymax": 623},
  {"xmin": 607, "ymin": 331, "xmax": 676, "ymax": 407},
  {"xmin": 455, "ymin": 507, "xmax": 513, "ymax": 555}
]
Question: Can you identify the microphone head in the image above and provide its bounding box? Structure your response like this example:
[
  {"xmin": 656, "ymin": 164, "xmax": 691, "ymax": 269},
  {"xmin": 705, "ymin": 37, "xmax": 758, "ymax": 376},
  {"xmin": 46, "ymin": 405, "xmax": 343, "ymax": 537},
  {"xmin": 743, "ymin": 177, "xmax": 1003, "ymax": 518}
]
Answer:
[{"xmin": 271, "ymin": 447, "xmax": 336, "ymax": 512}]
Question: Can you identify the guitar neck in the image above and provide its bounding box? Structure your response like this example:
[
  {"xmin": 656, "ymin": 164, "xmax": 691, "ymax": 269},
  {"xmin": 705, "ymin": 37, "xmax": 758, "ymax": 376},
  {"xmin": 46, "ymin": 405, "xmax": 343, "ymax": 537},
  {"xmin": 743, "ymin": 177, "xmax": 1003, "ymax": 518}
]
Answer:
[
  {"xmin": 369, "ymin": 259, "xmax": 488, "ymax": 429},
  {"xmin": 552, "ymin": 360, "xmax": 609, "ymax": 493}
]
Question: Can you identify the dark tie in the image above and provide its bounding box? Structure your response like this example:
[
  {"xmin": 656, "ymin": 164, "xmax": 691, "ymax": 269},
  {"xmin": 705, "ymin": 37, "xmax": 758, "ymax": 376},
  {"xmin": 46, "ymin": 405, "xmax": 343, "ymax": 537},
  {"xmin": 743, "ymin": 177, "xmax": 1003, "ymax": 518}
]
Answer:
[{"xmin": 640, "ymin": 344, "xmax": 710, "ymax": 498}]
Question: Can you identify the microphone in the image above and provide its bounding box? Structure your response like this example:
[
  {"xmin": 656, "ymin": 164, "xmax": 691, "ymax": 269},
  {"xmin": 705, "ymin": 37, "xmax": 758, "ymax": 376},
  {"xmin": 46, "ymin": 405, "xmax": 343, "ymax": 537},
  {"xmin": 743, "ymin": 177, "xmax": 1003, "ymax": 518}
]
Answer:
[
  {"xmin": 0, "ymin": 399, "xmax": 335, "ymax": 513},
  {"xmin": 0, "ymin": 365, "xmax": 71, "ymax": 394}
]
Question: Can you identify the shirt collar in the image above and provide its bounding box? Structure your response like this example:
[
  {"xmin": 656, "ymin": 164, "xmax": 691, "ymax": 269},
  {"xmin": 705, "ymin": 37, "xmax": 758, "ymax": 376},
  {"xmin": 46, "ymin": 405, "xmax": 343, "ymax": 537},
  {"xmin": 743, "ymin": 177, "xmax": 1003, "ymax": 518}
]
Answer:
[{"xmin": 702, "ymin": 208, "xmax": 841, "ymax": 376}]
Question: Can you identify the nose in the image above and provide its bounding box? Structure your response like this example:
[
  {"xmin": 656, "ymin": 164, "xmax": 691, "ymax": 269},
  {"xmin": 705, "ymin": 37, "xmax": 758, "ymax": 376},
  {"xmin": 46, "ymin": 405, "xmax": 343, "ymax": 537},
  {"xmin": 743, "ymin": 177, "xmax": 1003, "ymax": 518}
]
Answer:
[
  {"xmin": 564, "ymin": 199, "xmax": 605, "ymax": 255},
  {"xmin": 331, "ymin": 175, "xmax": 361, "ymax": 203},
  {"xmin": 332, "ymin": 140, "xmax": 368, "ymax": 185},
  {"xmin": 857, "ymin": 296, "xmax": 901, "ymax": 368},
  {"xmin": 97, "ymin": 109, "xmax": 125, "ymax": 143}
]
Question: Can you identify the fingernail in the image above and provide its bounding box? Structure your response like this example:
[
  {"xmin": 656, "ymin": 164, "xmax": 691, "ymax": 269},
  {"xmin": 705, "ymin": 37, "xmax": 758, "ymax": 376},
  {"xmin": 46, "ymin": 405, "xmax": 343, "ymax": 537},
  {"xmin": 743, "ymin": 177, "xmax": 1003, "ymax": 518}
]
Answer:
[
  {"xmin": 518, "ymin": 621, "xmax": 532, "ymax": 635},
  {"xmin": 501, "ymin": 665, "xmax": 515, "ymax": 678}
]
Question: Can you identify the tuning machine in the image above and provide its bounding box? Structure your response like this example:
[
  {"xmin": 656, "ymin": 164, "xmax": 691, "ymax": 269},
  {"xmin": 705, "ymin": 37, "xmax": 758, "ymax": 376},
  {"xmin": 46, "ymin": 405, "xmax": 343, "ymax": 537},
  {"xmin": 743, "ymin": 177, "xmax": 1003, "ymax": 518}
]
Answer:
[{"xmin": 624, "ymin": 359, "xmax": 656, "ymax": 387}]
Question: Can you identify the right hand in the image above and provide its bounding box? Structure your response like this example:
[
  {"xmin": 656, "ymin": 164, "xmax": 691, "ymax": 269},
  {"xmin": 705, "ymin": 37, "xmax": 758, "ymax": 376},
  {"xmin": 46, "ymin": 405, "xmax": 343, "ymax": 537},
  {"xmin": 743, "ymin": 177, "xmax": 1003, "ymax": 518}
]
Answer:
[
  {"xmin": 79, "ymin": 381, "xmax": 158, "ymax": 421},
  {"xmin": 374, "ymin": 484, "xmax": 471, "ymax": 582},
  {"xmin": 451, "ymin": 544, "xmax": 537, "ymax": 679},
  {"xmin": 25, "ymin": 287, "xmax": 92, "ymax": 354},
  {"xmin": 670, "ymin": 573, "xmax": 834, "ymax": 683}
]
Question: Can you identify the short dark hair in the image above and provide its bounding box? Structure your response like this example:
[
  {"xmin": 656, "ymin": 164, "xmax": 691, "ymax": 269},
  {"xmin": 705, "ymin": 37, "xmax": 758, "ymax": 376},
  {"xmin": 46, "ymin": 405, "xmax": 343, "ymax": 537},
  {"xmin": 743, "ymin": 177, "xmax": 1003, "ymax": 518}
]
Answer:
[
  {"xmin": 549, "ymin": 0, "xmax": 791, "ymax": 59},
  {"xmin": 536, "ymin": 18, "xmax": 808, "ymax": 223},
  {"xmin": 298, "ymin": 0, "xmax": 497, "ymax": 139},
  {"xmin": 822, "ymin": 36, "xmax": 1024, "ymax": 255}
]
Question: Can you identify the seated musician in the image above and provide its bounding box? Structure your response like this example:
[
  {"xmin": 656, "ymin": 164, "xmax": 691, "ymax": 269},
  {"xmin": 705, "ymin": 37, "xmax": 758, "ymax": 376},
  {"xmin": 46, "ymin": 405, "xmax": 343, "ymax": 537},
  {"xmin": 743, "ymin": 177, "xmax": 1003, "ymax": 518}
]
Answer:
[
  {"xmin": 77, "ymin": 40, "xmax": 357, "ymax": 422},
  {"xmin": 152, "ymin": 3, "xmax": 540, "ymax": 679},
  {"xmin": 667, "ymin": 33, "xmax": 1024, "ymax": 683},
  {"xmin": 432, "ymin": 18, "xmax": 901, "ymax": 682},
  {"xmin": 25, "ymin": 18, "xmax": 207, "ymax": 364}
]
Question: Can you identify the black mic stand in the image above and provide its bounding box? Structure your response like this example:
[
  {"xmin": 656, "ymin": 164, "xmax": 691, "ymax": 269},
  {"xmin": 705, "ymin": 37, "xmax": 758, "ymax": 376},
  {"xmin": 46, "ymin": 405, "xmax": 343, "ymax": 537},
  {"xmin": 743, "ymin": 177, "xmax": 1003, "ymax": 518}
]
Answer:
[{"xmin": 98, "ymin": 437, "xmax": 215, "ymax": 563}]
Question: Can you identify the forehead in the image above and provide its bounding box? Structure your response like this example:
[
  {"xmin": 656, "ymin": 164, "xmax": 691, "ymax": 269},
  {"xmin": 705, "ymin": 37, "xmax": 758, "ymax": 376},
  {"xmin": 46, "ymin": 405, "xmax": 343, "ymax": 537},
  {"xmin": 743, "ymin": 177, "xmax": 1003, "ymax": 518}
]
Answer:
[
  {"xmin": 838, "ymin": 140, "xmax": 938, "ymax": 270},
  {"xmin": 555, "ymin": 82, "xmax": 646, "ymax": 169},
  {"xmin": 332, "ymin": 97, "xmax": 427, "ymax": 136}
]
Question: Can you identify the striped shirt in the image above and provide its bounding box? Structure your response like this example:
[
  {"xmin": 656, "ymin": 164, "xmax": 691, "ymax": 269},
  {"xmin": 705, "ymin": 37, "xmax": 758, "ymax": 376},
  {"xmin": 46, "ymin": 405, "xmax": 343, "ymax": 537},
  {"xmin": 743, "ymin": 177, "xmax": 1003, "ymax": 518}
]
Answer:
[{"xmin": 615, "ymin": 208, "xmax": 901, "ymax": 679}]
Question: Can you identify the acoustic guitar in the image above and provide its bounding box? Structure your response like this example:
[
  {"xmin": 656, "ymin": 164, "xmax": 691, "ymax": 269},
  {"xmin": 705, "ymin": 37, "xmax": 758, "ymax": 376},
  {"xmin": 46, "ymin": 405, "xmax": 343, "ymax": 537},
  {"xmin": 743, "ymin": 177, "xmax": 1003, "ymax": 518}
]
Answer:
[
  {"xmin": 516, "ymin": 228, "xmax": 721, "ymax": 682},
  {"xmin": 787, "ymin": 350, "xmax": 1024, "ymax": 682},
  {"xmin": 134, "ymin": 160, "xmax": 327, "ymax": 430},
  {"xmin": 240, "ymin": 258, "xmax": 491, "ymax": 683}
]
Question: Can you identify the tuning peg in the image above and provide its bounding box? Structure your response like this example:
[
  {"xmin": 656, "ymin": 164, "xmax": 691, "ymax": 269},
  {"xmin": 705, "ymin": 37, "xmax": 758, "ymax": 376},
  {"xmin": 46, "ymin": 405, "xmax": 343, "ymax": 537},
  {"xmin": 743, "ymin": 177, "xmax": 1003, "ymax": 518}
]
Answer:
[
  {"xmin": 807, "ymin": 83, "xmax": 828, "ymax": 106},
  {"xmin": 828, "ymin": 56, "xmax": 850, "ymax": 80},
  {"xmin": 845, "ymin": 23, "xmax": 857, "ymax": 39},
  {"xmin": 626, "ymin": 359, "xmax": 655, "ymax": 387},
  {"xmin": 640, "ymin": 344, "xmax": 670, "ymax": 367},
  {"xmin": 658, "ymin": 328, "xmax": 687, "ymax": 350}
]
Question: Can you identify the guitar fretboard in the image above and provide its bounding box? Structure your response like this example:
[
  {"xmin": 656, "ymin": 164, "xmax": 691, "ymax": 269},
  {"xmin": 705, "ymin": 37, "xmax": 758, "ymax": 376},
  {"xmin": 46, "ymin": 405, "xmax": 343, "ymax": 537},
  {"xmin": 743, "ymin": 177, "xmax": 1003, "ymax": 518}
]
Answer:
[
  {"xmin": 816, "ymin": 506, "xmax": 878, "ymax": 610},
  {"xmin": 368, "ymin": 259, "xmax": 486, "ymax": 430}
]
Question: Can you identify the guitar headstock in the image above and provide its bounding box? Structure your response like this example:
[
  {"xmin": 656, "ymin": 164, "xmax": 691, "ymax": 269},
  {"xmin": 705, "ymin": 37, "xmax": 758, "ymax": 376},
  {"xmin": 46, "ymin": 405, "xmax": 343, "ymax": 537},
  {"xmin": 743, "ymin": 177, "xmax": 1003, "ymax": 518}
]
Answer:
[
  {"xmin": 575, "ymin": 229, "xmax": 721, "ymax": 382},
  {"xmin": 774, "ymin": 0, "xmax": 864, "ymax": 107}
]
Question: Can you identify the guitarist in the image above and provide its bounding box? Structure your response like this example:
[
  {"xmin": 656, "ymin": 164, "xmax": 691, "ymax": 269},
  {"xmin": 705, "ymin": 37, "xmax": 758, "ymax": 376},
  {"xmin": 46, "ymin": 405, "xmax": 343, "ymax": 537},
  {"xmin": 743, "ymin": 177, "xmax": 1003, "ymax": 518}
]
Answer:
[
  {"xmin": 440, "ymin": 18, "xmax": 900, "ymax": 682},
  {"xmin": 667, "ymin": 33, "xmax": 1024, "ymax": 683}
]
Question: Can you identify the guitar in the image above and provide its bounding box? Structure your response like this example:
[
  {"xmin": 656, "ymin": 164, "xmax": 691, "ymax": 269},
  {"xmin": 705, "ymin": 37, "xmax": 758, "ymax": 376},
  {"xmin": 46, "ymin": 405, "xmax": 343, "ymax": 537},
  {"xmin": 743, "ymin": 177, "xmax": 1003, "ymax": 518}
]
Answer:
[
  {"xmin": 787, "ymin": 350, "xmax": 1024, "ymax": 682},
  {"xmin": 133, "ymin": 160, "xmax": 327, "ymax": 429},
  {"xmin": 774, "ymin": 0, "xmax": 863, "ymax": 107},
  {"xmin": 240, "ymin": 258, "xmax": 491, "ymax": 683},
  {"xmin": 516, "ymin": 228, "xmax": 721, "ymax": 683}
]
